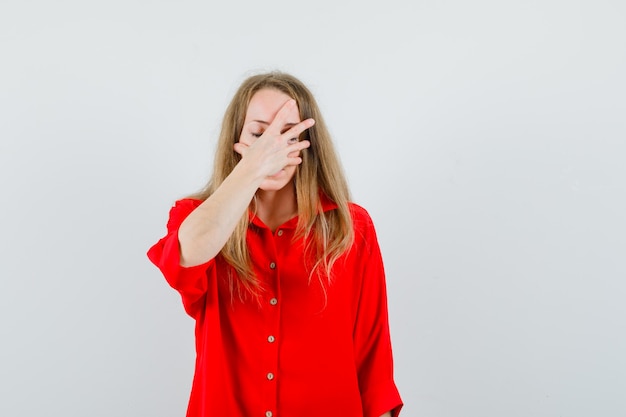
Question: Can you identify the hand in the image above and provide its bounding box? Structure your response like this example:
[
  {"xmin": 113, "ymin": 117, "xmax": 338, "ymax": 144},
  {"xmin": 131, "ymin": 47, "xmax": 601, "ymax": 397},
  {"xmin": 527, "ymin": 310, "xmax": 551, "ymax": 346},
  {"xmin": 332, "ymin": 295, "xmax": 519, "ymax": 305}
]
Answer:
[{"xmin": 233, "ymin": 99, "xmax": 314, "ymax": 178}]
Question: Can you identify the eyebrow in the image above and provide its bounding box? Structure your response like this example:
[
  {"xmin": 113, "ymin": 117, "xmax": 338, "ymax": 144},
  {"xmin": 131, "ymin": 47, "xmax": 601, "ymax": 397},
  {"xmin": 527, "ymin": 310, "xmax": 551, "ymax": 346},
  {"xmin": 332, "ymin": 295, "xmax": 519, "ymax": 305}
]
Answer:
[{"xmin": 251, "ymin": 120, "xmax": 298, "ymax": 127}]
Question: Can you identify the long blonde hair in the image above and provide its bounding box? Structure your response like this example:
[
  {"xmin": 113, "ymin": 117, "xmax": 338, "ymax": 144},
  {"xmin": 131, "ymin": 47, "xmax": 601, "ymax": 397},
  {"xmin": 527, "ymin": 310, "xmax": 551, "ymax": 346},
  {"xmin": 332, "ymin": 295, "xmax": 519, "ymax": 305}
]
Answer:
[{"xmin": 190, "ymin": 72, "xmax": 353, "ymax": 296}]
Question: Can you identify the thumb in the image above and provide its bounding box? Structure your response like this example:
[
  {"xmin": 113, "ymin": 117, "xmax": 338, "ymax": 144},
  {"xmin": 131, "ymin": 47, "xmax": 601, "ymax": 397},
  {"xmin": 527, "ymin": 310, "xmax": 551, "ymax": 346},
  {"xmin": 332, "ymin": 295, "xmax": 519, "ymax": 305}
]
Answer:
[{"xmin": 233, "ymin": 142, "xmax": 248, "ymax": 156}]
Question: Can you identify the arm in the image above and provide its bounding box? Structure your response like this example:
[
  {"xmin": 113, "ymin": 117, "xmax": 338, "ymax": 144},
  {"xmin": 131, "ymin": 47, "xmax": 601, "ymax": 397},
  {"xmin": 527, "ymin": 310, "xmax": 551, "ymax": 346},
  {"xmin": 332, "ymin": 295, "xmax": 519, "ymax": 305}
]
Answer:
[
  {"xmin": 177, "ymin": 160, "xmax": 266, "ymax": 266},
  {"xmin": 352, "ymin": 206, "xmax": 403, "ymax": 417},
  {"xmin": 178, "ymin": 100, "xmax": 313, "ymax": 266}
]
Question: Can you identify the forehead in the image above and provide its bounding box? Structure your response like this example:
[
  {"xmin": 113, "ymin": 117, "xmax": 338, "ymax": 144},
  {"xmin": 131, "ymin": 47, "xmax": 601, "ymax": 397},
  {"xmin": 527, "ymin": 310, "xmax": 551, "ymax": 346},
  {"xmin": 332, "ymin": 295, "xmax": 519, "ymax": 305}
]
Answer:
[{"xmin": 245, "ymin": 88, "xmax": 300, "ymax": 123}]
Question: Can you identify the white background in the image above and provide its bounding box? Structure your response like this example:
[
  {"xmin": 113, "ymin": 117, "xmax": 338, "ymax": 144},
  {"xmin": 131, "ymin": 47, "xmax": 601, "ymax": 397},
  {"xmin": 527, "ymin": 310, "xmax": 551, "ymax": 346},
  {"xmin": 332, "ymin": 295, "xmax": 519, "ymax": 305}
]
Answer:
[{"xmin": 1, "ymin": 0, "xmax": 625, "ymax": 416}]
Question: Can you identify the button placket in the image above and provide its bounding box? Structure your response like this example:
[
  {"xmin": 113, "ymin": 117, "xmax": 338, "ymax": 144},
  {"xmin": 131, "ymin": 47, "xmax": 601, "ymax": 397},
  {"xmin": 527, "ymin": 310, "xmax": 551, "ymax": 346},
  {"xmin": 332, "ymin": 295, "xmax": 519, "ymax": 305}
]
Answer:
[{"xmin": 262, "ymin": 235, "xmax": 280, "ymax": 417}]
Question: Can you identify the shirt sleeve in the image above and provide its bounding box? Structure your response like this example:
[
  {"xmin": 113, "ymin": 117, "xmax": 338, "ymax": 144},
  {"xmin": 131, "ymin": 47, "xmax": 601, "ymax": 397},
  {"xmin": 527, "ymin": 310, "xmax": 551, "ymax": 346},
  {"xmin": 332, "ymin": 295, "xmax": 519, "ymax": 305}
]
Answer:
[
  {"xmin": 351, "ymin": 206, "xmax": 403, "ymax": 417},
  {"xmin": 147, "ymin": 198, "xmax": 215, "ymax": 318}
]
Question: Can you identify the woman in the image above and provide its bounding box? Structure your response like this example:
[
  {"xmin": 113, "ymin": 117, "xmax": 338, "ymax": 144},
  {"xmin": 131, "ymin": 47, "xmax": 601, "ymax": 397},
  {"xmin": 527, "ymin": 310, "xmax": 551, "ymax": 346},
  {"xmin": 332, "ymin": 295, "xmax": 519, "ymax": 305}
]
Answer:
[{"xmin": 148, "ymin": 72, "xmax": 403, "ymax": 417}]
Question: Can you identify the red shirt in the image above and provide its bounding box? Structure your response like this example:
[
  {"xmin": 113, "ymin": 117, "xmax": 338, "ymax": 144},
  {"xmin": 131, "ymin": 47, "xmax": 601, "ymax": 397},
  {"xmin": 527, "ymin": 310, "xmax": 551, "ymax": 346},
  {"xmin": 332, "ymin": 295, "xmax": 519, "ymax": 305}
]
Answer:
[{"xmin": 147, "ymin": 197, "xmax": 403, "ymax": 417}]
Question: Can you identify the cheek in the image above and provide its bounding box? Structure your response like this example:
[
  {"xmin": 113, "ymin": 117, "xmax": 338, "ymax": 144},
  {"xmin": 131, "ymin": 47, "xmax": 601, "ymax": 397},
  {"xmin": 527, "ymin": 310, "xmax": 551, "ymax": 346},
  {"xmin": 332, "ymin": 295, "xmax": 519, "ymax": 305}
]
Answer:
[{"xmin": 285, "ymin": 165, "xmax": 297, "ymax": 179}]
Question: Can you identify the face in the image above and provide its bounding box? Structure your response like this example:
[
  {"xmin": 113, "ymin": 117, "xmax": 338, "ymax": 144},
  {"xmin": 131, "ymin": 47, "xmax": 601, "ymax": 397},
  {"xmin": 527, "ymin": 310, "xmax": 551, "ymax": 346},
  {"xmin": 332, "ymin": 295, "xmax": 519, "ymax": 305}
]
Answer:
[{"xmin": 239, "ymin": 88, "xmax": 302, "ymax": 191}]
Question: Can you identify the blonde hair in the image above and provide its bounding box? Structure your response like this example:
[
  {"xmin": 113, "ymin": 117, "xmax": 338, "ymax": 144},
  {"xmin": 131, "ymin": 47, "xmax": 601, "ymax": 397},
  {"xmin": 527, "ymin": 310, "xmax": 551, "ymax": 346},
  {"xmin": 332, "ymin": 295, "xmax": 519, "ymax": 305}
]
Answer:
[{"xmin": 190, "ymin": 72, "xmax": 353, "ymax": 297}]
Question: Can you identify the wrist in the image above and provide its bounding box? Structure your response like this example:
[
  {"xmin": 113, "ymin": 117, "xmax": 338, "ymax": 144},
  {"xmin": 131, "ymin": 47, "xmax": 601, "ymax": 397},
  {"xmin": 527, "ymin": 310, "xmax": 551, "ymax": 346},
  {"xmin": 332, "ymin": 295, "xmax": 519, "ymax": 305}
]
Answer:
[{"xmin": 232, "ymin": 158, "xmax": 267, "ymax": 187}]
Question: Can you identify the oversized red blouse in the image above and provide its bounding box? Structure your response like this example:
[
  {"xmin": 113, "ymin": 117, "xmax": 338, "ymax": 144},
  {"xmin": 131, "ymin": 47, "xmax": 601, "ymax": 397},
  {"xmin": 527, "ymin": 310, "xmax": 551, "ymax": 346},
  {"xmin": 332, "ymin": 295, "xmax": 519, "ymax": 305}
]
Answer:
[{"xmin": 147, "ymin": 197, "xmax": 403, "ymax": 417}]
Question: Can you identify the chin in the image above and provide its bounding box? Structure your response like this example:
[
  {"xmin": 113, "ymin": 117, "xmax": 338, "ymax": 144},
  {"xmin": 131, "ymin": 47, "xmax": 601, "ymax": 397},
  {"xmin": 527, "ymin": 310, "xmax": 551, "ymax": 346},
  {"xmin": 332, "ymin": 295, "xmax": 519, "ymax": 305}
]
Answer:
[
  {"xmin": 258, "ymin": 179, "xmax": 292, "ymax": 191},
  {"xmin": 259, "ymin": 169, "xmax": 296, "ymax": 191}
]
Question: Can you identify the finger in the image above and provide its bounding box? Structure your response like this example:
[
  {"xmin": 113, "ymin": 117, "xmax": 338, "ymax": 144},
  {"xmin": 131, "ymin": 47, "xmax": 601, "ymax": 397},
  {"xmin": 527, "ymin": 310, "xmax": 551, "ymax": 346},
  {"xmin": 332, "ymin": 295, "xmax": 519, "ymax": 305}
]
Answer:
[
  {"xmin": 285, "ymin": 155, "xmax": 303, "ymax": 166},
  {"xmin": 286, "ymin": 140, "xmax": 311, "ymax": 154},
  {"xmin": 282, "ymin": 118, "xmax": 315, "ymax": 144},
  {"xmin": 284, "ymin": 142, "xmax": 310, "ymax": 164},
  {"xmin": 267, "ymin": 99, "xmax": 299, "ymax": 134}
]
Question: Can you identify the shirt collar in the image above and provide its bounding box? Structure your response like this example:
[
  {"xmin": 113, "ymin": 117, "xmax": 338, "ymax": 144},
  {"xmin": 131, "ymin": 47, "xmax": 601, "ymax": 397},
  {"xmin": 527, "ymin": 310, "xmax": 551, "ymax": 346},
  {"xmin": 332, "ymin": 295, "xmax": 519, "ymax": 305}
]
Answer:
[
  {"xmin": 249, "ymin": 192, "xmax": 338, "ymax": 230},
  {"xmin": 319, "ymin": 192, "xmax": 339, "ymax": 212}
]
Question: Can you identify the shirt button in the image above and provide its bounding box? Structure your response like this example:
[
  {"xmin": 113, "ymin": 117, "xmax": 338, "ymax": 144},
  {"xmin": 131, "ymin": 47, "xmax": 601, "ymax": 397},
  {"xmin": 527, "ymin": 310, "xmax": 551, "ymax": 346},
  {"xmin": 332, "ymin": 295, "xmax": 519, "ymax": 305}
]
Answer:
[
  {"xmin": 266, "ymin": 412, "xmax": 273, "ymax": 417},
  {"xmin": 277, "ymin": 230, "xmax": 284, "ymax": 236},
  {"xmin": 269, "ymin": 262, "xmax": 276, "ymax": 269},
  {"xmin": 269, "ymin": 298, "xmax": 278, "ymax": 306},
  {"xmin": 267, "ymin": 335, "xmax": 275, "ymax": 343},
  {"xmin": 267, "ymin": 372, "xmax": 274, "ymax": 380}
]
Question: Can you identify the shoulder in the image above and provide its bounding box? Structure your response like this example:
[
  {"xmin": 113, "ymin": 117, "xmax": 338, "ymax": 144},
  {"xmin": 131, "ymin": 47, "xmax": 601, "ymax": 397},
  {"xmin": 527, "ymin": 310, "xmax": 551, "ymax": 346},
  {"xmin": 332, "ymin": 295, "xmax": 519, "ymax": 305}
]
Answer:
[
  {"xmin": 347, "ymin": 202, "xmax": 379, "ymax": 247},
  {"xmin": 348, "ymin": 202, "xmax": 375, "ymax": 228}
]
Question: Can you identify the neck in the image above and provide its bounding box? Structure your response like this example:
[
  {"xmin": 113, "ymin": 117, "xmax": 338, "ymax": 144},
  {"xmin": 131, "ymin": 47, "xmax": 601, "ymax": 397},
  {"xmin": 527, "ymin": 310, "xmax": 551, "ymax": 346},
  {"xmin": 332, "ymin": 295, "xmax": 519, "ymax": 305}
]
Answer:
[{"xmin": 255, "ymin": 182, "xmax": 298, "ymax": 231}]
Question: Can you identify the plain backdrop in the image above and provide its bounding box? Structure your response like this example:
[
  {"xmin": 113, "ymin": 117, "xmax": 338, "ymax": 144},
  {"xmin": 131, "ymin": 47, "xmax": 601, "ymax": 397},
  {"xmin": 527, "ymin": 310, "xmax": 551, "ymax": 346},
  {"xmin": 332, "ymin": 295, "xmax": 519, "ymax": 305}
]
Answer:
[{"xmin": 1, "ymin": 0, "xmax": 625, "ymax": 416}]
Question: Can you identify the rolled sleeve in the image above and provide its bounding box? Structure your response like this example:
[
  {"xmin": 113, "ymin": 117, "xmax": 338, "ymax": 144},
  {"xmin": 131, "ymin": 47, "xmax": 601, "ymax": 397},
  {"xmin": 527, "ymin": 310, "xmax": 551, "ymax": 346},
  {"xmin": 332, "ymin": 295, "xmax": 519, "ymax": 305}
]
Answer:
[
  {"xmin": 361, "ymin": 379, "xmax": 403, "ymax": 417},
  {"xmin": 147, "ymin": 199, "xmax": 214, "ymax": 318}
]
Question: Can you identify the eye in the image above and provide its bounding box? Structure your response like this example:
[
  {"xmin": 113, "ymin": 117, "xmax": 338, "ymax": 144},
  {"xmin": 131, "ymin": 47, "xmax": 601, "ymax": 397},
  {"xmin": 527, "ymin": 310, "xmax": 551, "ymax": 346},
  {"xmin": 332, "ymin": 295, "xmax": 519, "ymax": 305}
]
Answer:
[{"xmin": 251, "ymin": 132, "xmax": 263, "ymax": 138}]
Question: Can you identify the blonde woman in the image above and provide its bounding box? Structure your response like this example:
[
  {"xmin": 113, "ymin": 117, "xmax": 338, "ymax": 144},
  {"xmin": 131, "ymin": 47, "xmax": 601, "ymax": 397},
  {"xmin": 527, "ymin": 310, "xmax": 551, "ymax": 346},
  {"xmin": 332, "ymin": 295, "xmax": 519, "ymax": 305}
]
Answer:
[{"xmin": 148, "ymin": 72, "xmax": 403, "ymax": 417}]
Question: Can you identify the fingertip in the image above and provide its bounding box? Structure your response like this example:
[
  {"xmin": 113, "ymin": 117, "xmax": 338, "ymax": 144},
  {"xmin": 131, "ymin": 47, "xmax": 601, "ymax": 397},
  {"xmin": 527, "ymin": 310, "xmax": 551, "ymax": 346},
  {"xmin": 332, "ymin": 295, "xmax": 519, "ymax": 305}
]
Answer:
[{"xmin": 289, "ymin": 156, "xmax": 303, "ymax": 165}]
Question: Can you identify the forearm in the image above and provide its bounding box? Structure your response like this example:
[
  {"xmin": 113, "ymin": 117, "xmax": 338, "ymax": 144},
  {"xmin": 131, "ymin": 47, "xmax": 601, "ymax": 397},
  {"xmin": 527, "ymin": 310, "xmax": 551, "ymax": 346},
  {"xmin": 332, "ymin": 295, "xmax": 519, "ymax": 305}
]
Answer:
[
  {"xmin": 379, "ymin": 412, "xmax": 391, "ymax": 417},
  {"xmin": 178, "ymin": 161, "xmax": 264, "ymax": 266},
  {"xmin": 179, "ymin": 99, "xmax": 313, "ymax": 267}
]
